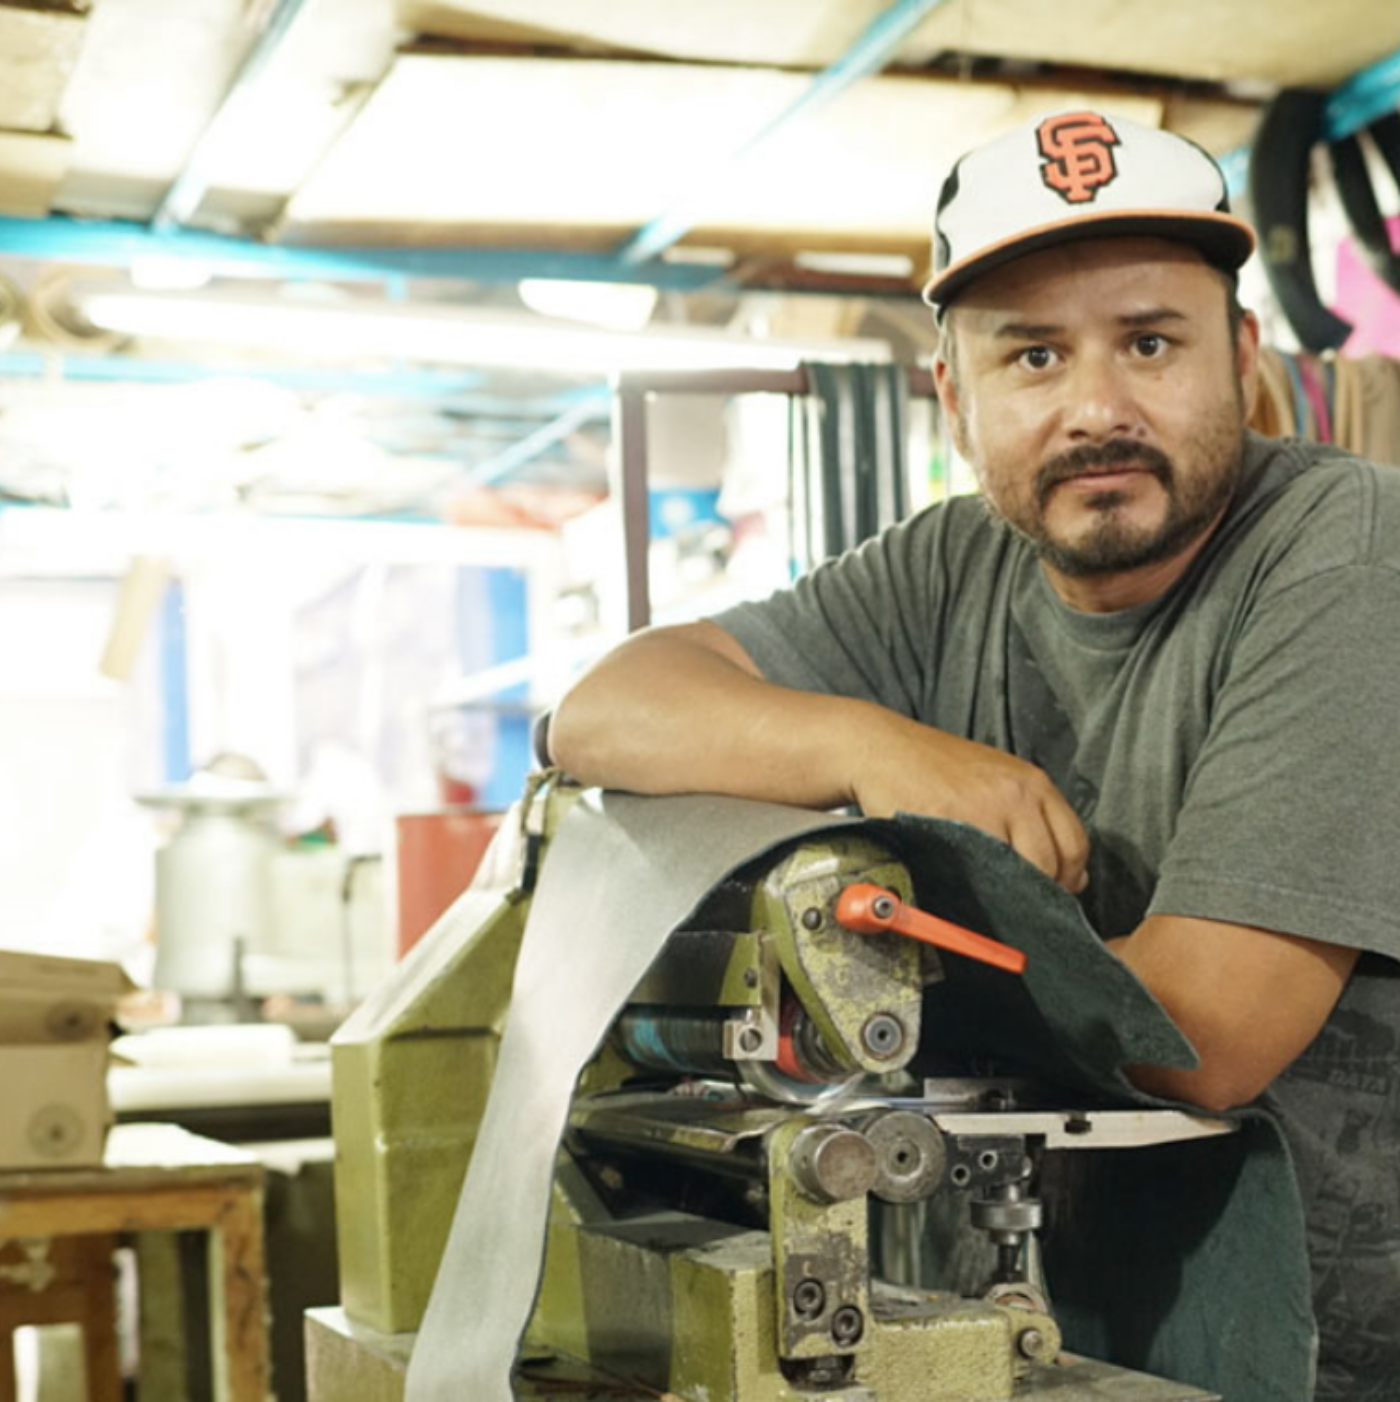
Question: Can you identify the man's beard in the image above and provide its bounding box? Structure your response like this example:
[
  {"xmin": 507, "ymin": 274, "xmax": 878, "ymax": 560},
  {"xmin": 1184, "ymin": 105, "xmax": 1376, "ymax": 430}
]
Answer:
[{"xmin": 992, "ymin": 428, "xmax": 1247, "ymax": 578}]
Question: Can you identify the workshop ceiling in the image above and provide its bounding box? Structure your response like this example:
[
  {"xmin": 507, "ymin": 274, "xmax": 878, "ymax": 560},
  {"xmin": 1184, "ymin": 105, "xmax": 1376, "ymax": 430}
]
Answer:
[
  {"xmin": 23, "ymin": 0, "xmax": 1398, "ymax": 251},
  {"xmin": 1, "ymin": 0, "xmax": 1398, "ymax": 518}
]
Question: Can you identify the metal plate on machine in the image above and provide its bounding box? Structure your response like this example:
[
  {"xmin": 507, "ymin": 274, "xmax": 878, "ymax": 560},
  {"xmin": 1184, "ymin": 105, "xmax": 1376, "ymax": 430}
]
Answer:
[
  {"xmin": 928, "ymin": 1108, "xmax": 1237, "ymax": 1151},
  {"xmin": 627, "ymin": 929, "xmax": 764, "ymax": 1007},
  {"xmin": 569, "ymin": 1091, "xmax": 788, "ymax": 1155},
  {"xmin": 1021, "ymin": 1352, "xmax": 1218, "ymax": 1398}
]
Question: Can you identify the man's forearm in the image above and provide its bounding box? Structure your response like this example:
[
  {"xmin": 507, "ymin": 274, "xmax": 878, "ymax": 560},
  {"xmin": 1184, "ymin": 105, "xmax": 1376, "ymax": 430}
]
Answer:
[
  {"xmin": 548, "ymin": 622, "xmax": 873, "ymax": 809},
  {"xmin": 1108, "ymin": 918, "xmax": 1357, "ymax": 1111},
  {"xmin": 550, "ymin": 622, "xmax": 1090, "ymax": 890}
]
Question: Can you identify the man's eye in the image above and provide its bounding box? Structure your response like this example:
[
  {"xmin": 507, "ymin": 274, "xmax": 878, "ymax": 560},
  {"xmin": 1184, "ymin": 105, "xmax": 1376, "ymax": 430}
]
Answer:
[
  {"xmin": 1133, "ymin": 332, "xmax": 1167, "ymax": 357},
  {"xmin": 1017, "ymin": 346, "xmax": 1056, "ymax": 370}
]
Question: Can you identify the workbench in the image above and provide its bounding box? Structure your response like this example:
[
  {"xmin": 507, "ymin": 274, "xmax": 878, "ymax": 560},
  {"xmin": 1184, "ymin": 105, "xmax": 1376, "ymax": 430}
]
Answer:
[{"xmin": 0, "ymin": 1122, "xmax": 269, "ymax": 1401}]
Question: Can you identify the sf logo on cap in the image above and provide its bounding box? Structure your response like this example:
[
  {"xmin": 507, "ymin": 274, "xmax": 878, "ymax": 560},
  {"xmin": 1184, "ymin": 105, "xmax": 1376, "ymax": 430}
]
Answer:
[{"xmin": 1037, "ymin": 112, "xmax": 1120, "ymax": 204}]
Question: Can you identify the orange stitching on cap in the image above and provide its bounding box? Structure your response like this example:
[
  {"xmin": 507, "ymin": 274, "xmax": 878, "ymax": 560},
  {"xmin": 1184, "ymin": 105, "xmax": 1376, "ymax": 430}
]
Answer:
[{"xmin": 1037, "ymin": 112, "xmax": 1121, "ymax": 204}]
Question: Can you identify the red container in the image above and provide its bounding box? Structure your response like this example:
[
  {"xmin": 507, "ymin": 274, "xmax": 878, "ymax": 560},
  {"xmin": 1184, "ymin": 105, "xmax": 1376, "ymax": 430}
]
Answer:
[{"xmin": 395, "ymin": 809, "xmax": 504, "ymax": 956}]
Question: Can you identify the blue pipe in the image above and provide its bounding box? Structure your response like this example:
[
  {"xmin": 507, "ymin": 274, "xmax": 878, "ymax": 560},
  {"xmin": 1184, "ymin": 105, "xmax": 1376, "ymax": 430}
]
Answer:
[
  {"xmin": 467, "ymin": 389, "xmax": 610, "ymax": 485},
  {"xmin": 0, "ymin": 213, "xmax": 728, "ymax": 289},
  {"xmin": 0, "ymin": 348, "xmax": 488, "ymax": 395},
  {"xmin": 153, "ymin": 0, "xmax": 313, "ymax": 230},
  {"xmin": 1325, "ymin": 46, "xmax": 1400, "ymax": 141},
  {"xmin": 615, "ymin": 0, "xmax": 952, "ymax": 266}
]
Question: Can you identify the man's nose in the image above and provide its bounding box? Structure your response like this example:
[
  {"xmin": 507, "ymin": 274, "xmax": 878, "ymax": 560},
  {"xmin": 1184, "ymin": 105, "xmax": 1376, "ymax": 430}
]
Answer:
[{"xmin": 1063, "ymin": 354, "xmax": 1141, "ymax": 442}]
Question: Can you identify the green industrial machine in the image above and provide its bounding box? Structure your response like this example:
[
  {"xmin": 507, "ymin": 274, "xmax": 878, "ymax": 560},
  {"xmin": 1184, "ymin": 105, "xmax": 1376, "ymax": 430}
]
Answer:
[
  {"xmin": 330, "ymin": 771, "xmax": 572, "ymax": 1334},
  {"xmin": 320, "ymin": 776, "xmax": 1224, "ymax": 1400}
]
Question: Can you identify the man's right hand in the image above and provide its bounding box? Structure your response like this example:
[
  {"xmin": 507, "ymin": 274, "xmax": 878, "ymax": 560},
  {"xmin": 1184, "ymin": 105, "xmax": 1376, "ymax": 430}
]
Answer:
[
  {"xmin": 845, "ymin": 709, "xmax": 1089, "ymax": 893},
  {"xmin": 549, "ymin": 621, "xmax": 1089, "ymax": 895}
]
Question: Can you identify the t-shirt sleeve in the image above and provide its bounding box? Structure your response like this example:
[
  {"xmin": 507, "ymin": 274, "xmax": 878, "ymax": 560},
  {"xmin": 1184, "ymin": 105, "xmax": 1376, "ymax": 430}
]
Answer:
[
  {"xmin": 709, "ymin": 506, "xmax": 953, "ymax": 719},
  {"xmin": 1150, "ymin": 560, "xmax": 1400, "ymax": 961}
]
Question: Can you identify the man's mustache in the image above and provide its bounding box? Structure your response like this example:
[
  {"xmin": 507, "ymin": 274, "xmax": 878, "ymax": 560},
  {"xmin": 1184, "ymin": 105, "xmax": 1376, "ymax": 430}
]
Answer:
[{"xmin": 1035, "ymin": 440, "xmax": 1174, "ymax": 509}]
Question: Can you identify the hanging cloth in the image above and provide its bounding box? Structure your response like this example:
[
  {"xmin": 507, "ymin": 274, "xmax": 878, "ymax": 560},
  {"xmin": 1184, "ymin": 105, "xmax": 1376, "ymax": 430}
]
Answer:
[
  {"xmin": 1297, "ymin": 354, "xmax": 1333, "ymax": 443},
  {"xmin": 789, "ymin": 362, "xmax": 910, "ymax": 572},
  {"xmin": 1280, "ymin": 352, "xmax": 1314, "ymax": 440},
  {"xmin": 1250, "ymin": 347, "xmax": 1298, "ymax": 438},
  {"xmin": 1349, "ymin": 354, "xmax": 1400, "ymax": 465},
  {"xmin": 1332, "ymin": 354, "xmax": 1359, "ymax": 451}
]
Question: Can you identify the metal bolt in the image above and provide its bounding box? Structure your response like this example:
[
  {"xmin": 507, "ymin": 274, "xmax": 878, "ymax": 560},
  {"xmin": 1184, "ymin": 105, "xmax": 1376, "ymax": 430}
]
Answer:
[
  {"xmin": 801, "ymin": 907, "xmax": 823, "ymax": 930},
  {"xmin": 1018, "ymin": 1327, "xmax": 1048, "ymax": 1361},
  {"xmin": 830, "ymin": 1305, "xmax": 864, "ymax": 1347},
  {"xmin": 789, "ymin": 1124, "xmax": 878, "ymax": 1203},
  {"xmin": 872, "ymin": 895, "xmax": 896, "ymax": 919},
  {"xmin": 861, "ymin": 1111, "xmax": 946, "ymax": 1203},
  {"xmin": 971, "ymin": 1195, "xmax": 1043, "ymax": 1236},
  {"xmin": 793, "ymin": 1278, "xmax": 825, "ymax": 1318},
  {"xmin": 737, "ymin": 1025, "xmax": 763, "ymax": 1055},
  {"xmin": 950, "ymin": 1164, "xmax": 972, "ymax": 1187},
  {"xmin": 978, "ymin": 1149, "xmax": 1000, "ymax": 1171},
  {"xmin": 861, "ymin": 1012, "xmax": 905, "ymax": 1059},
  {"xmin": 743, "ymin": 967, "xmax": 759, "ymax": 988}
]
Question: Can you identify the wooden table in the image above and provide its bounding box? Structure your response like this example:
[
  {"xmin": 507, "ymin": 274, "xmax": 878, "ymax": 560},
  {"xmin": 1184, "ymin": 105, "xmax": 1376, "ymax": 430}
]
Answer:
[{"xmin": 0, "ymin": 1123, "xmax": 269, "ymax": 1401}]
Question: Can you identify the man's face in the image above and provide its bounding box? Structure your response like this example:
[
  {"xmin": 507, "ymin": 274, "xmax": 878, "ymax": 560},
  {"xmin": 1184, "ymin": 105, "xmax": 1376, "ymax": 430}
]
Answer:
[{"xmin": 934, "ymin": 237, "xmax": 1260, "ymax": 608}]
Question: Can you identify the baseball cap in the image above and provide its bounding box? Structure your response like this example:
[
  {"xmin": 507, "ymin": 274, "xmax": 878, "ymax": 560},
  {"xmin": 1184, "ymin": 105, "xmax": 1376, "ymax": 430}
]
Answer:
[{"xmin": 922, "ymin": 109, "xmax": 1256, "ymax": 313}]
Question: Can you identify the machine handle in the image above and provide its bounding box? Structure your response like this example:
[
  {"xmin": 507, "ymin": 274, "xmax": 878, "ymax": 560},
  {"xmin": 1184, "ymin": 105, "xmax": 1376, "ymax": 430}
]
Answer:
[{"xmin": 835, "ymin": 884, "xmax": 1027, "ymax": 975}]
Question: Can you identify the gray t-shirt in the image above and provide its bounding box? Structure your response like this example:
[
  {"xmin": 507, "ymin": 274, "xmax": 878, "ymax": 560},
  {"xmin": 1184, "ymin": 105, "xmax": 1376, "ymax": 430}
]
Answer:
[{"xmin": 714, "ymin": 432, "xmax": 1400, "ymax": 1400}]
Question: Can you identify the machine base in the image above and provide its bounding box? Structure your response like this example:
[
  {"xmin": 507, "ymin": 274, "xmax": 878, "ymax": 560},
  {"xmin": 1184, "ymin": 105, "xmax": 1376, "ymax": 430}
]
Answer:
[{"xmin": 304, "ymin": 1306, "xmax": 1219, "ymax": 1402}]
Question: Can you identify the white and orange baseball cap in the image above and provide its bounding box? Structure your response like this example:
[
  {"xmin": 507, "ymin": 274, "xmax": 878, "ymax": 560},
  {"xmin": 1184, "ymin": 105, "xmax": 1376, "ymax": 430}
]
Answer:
[{"xmin": 922, "ymin": 109, "xmax": 1256, "ymax": 313}]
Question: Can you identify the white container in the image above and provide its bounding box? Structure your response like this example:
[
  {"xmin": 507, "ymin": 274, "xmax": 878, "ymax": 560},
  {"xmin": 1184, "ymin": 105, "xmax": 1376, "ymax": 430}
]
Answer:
[{"xmin": 138, "ymin": 780, "xmax": 283, "ymax": 1004}]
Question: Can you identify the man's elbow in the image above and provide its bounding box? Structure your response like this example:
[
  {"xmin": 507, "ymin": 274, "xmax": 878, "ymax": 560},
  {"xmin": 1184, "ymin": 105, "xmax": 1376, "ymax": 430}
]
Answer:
[
  {"xmin": 544, "ymin": 689, "xmax": 603, "ymax": 780},
  {"xmin": 1124, "ymin": 1058, "xmax": 1272, "ymax": 1113}
]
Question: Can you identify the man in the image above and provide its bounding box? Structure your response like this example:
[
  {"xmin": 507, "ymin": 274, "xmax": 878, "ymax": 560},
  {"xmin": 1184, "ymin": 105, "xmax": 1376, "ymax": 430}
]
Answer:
[{"xmin": 550, "ymin": 111, "xmax": 1400, "ymax": 1399}]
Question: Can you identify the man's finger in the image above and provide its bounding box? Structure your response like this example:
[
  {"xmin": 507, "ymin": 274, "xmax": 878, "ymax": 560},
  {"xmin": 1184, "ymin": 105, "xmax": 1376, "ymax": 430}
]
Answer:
[
  {"xmin": 1004, "ymin": 810, "xmax": 1065, "ymax": 887},
  {"xmin": 1040, "ymin": 793, "xmax": 1091, "ymax": 892}
]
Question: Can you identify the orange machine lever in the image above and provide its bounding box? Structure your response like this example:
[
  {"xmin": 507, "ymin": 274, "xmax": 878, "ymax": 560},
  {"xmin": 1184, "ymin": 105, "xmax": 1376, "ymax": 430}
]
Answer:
[{"xmin": 835, "ymin": 884, "xmax": 1027, "ymax": 975}]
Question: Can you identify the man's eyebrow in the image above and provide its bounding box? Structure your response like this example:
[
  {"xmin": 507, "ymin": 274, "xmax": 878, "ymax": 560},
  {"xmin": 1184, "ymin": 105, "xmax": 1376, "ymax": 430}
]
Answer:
[
  {"xmin": 986, "ymin": 308, "xmax": 1191, "ymax": 340},
  {"xmin": 1117, "ymin": 307, "xmax": 1190, "ymax": 327},
  {"xmin": 991, "ymin": 320, "xmax": 1063, "ymax": 341}
]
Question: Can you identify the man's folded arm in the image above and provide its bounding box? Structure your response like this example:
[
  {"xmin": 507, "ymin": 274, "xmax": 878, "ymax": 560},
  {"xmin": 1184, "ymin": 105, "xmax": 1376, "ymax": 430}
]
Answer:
[
  {"xmin": 547, "ymin": 620, "xmax": 869, "ymax": 810},
  {"xmin": 549, "ymin": 621, "xmax": 1091, "ymax": 893},
  {"xmin": 1109, "ymin": 915, "xmax": 1359, "ymax": 1111}
]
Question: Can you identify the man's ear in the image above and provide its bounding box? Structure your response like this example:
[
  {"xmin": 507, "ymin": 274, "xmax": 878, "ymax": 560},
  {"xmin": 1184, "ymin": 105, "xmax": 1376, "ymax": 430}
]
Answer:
[
  {"xmin": 1236, "ymin": 309, "xmax": 1263, "ymax": 422},
  {"xmin": 933, "ymin": 346, "xmax": 971, "ymax": 459}
]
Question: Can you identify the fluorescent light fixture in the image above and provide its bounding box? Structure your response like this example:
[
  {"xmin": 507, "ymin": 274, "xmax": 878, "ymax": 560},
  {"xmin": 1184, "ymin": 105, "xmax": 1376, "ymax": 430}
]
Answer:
[
  {"xmin": 793, "ymin": 251, "xmax": 916, "ymax": 278},
  {"xmin": 517, "ymin": 278, "xmax": 658, "ymax": 331},
  {"xmin": 78, "ymin": 290, "xmax": 881, "ymax": 374},
  {"xmin": 129, "ymin": 256, "xmax": 215, "ymax": 292}
]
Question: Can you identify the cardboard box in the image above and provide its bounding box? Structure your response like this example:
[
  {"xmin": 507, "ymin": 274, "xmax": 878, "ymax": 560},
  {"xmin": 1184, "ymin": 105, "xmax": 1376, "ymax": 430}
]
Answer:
[{"xmin": 0, "ymin": 950, "xmax": 134, "ymax": 1170}]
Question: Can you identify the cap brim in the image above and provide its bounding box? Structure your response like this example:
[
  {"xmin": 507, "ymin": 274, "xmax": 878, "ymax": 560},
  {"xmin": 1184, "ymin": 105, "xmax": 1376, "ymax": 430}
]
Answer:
[{"xmin": 922, "ymin": 208, "xmax": 1257, "ymax": 310}]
